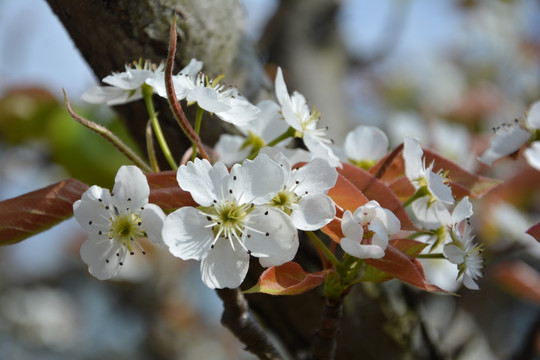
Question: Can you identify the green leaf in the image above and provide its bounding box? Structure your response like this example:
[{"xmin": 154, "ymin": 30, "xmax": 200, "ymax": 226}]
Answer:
[
  {"xmin": 0, "ymin": 179, "xmax": 88, "ymax": 246},
  {"xmin": 244, "ymin": 262, "xmax": 330, "ymax": 295}
]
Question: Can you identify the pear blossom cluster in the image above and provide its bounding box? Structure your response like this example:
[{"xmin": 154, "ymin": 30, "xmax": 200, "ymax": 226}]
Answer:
[{"xmin": 74, "ymin": 57, "xmax": 486, "ymax": 291}]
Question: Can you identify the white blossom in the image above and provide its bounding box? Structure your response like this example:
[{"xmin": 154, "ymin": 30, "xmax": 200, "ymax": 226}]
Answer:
[
  {"xmin": 264, "ymin": 149, "xmax": 337, "ymax": 231},
  {"xmin": 443, "ymin": 222, "xmax": 483, "ymax": 290},
  {"xmin": 403, "ymin": 136, "xmax": 454, "ymax": 228},
  {"xmin": 274, "ymin": 67, "xmax": 341, "ymax": 167},
  {"xmin": 340, "ymin": 200, "xmax": 401, "ymax": 259},
  {"xmin": 478, "ymin": 100, "xmax": 540, "ymax": 167},
  {"xmin": 73, "ymin": 166, "xmax": 166, "ymax": 280},
  {"xmin": 344, "ymin": 125, "xmax": 389, "ymax": 168},
  {"xmin": 161, "ymin": 155, "xmax": 298, "ymax": 289},
  {"xmin": 149, "ymin": 58, "xmax": 260, "ymax": 127},
  {"xmin": 82, "ymin": 60, "xmax": 164, "ymax": 105}
]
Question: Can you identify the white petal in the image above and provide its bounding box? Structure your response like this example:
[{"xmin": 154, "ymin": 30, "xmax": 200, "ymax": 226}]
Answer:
[
  {"xmin": 140, "ymin": 204, "xmax": 166, "ymax": 244},
  {"xmin": 294, "ymin": 158, "xmax": 338, "ymax": 195},
  {"xmin": 375, "ymin": 207, "xmax": 401, "ymax": 235},
  {"xmin": 303, "ymin": 133, "xmax": 341, "ymax": 168},
  {"xmin": 80, "ymin": 237, "xmax": 125, "ymax": 280},
  {"xmin": 81, "ymin": 86, "xmax": 142, "ymax": 105},
  {"xmin": 231, "ymin": 154, "xmax": 284, "ymax": 204},
  {"xmin": 258, "ymin": 232, "xmax": 299, "ymax": 268},
  {"xmin": 281, "ymin": 100, "xmax": 303, "ymax": 131},
  {"xmin": 443, "ymin": 243, "xmax": 465, "ymax": 264},
  {"xmin": 403, "ymin": 136, "xmax": 424, "ymax": 180},
  {"xmin": 187, "ymin": 87, "xmax": 230, "ymax": 113},
  {"xmin": 340, "ymin": 237, "xmax": 385, "ymax": 259},
  {"xmin": 244, "ymin": 207, "xmax": 298, "ymax": 258},
  {"xmin": 426, "ymin": 170, "xmax": 454, "ymax": 205},
  {"xmin": 344, "ymin": 126, "xmax": 389, "ymax": 162},
  {"xmin": 411, "ymin": 196, "xmax": 445, "ymax": 230},
  {"xmin": 526, "ymin": 100, "xmax": 540, "ymax": 129},
  {"xmin": 73, "ymin": 186, "xmax": 112, "ymax": 232},
  {"xmin": 216, "ymin": 96, "xmax": 260, "ymax": 127},
  {"xmin": 214, "ymin": 134, "xmax": 250, "ymax": 166},
  {"xmin": 340, "ymin": 210, "xmax": 364, "ymax": 241},
  {"xmin": 254, "ymin": 100, "xmax": 288, "ymax": 140},
  {"xmin": 180, "ymin": 58, "xmax": 204, "ymax": 77},
  {"xmin": 103, "ymin": 69, "xmax": 151, "ymax": 89},
  {"xmin": 112, "ymin": 166, "xmax": 150, "ymax": 210},
  {"xmin": 477, "ymin": 125, "xmax": 530, "ymax": 166},
  {"xmin": 438, "ymin": 196, "xmax": 473, "ymax": 226},
  {"xmin": 145, "ymin": 72, "xmax": 166, "ymax": 98},
  {"xmin": 162, "ymin": 207, "xmax": 215, "ymax": 260},
  {"xmin": 462, "ymin": 273, "xmax": 480, "ymax": 290},
  {"xmin": 290, "ymin": 194, "xmax": 335, "ymax": 231},
  {"xmin": 200, "ymin": 238, "xmax": 250, "ymax": 289},
  {"xmin": 274, "ymin": 67, "xmax": 290, "ymax": 108},
  {"xmin": 524, "ymin": 142, "xmax": 540, "ymax": 171},
  {"xmin": 177, "ymin": 159, "xmax": 229, "ymax": 206}
]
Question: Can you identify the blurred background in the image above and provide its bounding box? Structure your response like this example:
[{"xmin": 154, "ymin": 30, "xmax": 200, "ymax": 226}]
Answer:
[{"xmin": 0, "ymin": 0, "xmax": 540, "ymax": 359}]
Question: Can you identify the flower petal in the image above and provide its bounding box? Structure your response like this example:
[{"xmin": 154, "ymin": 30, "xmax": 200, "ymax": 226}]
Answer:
[
  {"xmin": 290, "ymin": 194, "xmax": 335, "ymax": 231},
  {"xmin": 340, "ymin": 237, "xmax": 385, "ymax": 259},
  {"xmin": 214, "ymin": 134, "xmax": 250, "ymax": 166},
  {"xmin": 187, "ymin": 87, "xmax": 230, "ymax": 113},
  {"xmin": 303, "ymin": 133, "xmax": 341, "ymax": 168},
  {"xmin": 141, "ymin": 204, "xmax": 166, "ymax": 244},
  {"xmin": 231, "ymin": 154, "xmax": 284, "ymax": 205},
  {"xmin": 344, "ymin": 126, "xmax": 389, "ymax": 162},
  {"xmin": 200, "ymin": 238, "xmax": 250, "ymax": 289},
  {"xmin": 274, "ymin": 67, "xmax": 290, "ymax": 108},
  {"xmin": 527, "ymin": 100, "xmax": 540, "ymax": 129},
  {"xmin": 477, "ymin": 125, "xmax": 530, "ymax": 166},
  {"xmin": 403, "ymin": 136, "xmax": 425, "ymax": 180},
  {"xmin": 340, "ymin": 210, "xmax": 364, "ymax": 241},
  {"xmin": 293, "ymin": 157, "xmax": 338, "ymax": 195},
  {"xmin": 177, "ymin": 159, "xmax": 229, "ymax": 206},
  {"xmin": 216, "ymin": 94, "xmax": 260, "ymax": 127},
  {"xmin": 244, "ymin": 207, "xmax": 297, "ymax": 258},
  {"xmin": 73, "ymin": 185, "xmax": 112, "ymax": 232},
  {"xmin": 112, "ymin": 166, "xmax": 150, "ymax": 210},
  {"xmin": 162, "ymin": 207, "xmax": 215, "ymax": 260},
  {"xmin": 80, "ymin": 237, "xmax": 125, "ymax": 280},
  {"xmin": 524, "ymin": 141, "xmax": 540, "ymax": 171}
]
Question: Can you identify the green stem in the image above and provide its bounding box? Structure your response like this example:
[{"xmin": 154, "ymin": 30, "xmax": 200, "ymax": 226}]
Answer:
[
  {"xmin": 191, "ymin": 106, "xmax": 204, "ymax": 161},
  {"xmin": 417, "ymin": 253, "xmax": 445, "ymax": 259},
  {"xmin": 145, "ymin": 120, "xmax": 160, "ymax": 172},
  {"xmin": 266, "ymin": 127, "xmax": 296, "ymax": 147},
  {"xmin": 142, "ymin": 84, "xmax": 178, "ymax": 170},
  {"xmin": 63, "ymin": 91, "xmax": 152, "ymax": 173},
  {"xmin": 306, "ymin": 231, "xmax": 340, "ymax": 268},
  {"xmin": 402, "ymin": 186, "xmax": 429, "ymax": 208}
]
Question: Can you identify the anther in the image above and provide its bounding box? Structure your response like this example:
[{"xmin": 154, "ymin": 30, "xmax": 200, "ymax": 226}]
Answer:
[
  {"xmin": 229, "ymin": 189, "xmax": 233, "ymax": 194},
  {"xmin": 264, "ymin": 211, "xmax": 269, "ymax": 215},
  {"xmin": 105, "ymin": 259, "xmax": 109, "ymax": 263},
  {"xmin": 206, "ymin": 216, "xmax": 212, "ymax": 221},
  {"xmin": 265, "ymin": 232, "xmax": 270, "ymax": 236},
  {"xmin": 89, "ymin": 221, "xmax": 93, "ymax": 225},
  {"xmin": 233, "ymin": 176, "xmax": 237, "ymax": 180}
]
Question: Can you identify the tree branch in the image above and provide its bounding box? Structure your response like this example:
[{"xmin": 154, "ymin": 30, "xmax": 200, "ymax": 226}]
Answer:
[
  {"xmin": 216, "ymin": 288, "xmax": 284, "ymax": 360},
  {"xmin": 311, "ymin": 299, "xmax": 343, "ymax": 360}
]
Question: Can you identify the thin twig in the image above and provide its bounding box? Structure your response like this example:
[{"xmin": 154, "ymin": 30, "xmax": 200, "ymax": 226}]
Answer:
[
  {"xmin": 215, "ymin": 288, "xmax": 283, "ymax": 360},
  {"xmin": 63, "ymin": 90, "xmax": 153, "ymax": 173},
  {"xmin": 311, "ymin": 299, "xmax": 343, "ymax": 360},
  {"xmin": 165, "ymin": 15, "xmax": 210, "ymax": 161}
]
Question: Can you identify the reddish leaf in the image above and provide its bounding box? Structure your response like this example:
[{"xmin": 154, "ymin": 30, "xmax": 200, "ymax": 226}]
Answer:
[
  {"xmin": 390, "ymin": 238, "xmax": 428, "ymax": 257},
  {"xmin": 321, "ymin": 218, "xmax": 344, "ymax": 243},
  {"xmin": 527, "ymin": 222, "xmax": 540, "ymax": 243},
  {"xmin": 371, "ymin": 145, "xmax": 500, "ymax": 199},
  {"xmin": 0, "ymin": 179, "xmax": 88, "ymax": 246},
  {"xmin": 363, "ymin": 243, "xmax": 448, "ymax": 293},
  {"xmin": 146, "ymin": 171, "xmax": 197, "ymax": 212},
  {"xmin": 338, "ymin": 163, "xmax": 417, "ymax": 231},
  {"xmin": 244, "ymin": 261, "xmax": 331, "ymax": 295},
  {"xmin": 493, "ymin": 261, "xmax": 540, "ymax": 305},
  {"xmin": 327, "ymin": 173, "xmax": 368, "ymax": 213}
]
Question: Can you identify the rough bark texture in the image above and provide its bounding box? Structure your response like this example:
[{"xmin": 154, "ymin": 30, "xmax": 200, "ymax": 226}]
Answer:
[
  {"xmin": 45, "ymin": 0, "xmax": 442, "ymax": 358},
  {"xmin": 46, "ymin": 0, "xmax": 264, "ymax": 164}
]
